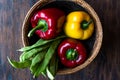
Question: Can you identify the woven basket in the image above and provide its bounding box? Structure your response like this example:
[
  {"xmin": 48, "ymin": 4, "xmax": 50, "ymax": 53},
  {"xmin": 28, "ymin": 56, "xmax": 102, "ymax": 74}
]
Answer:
[{"xmin": 22, "ymin": 0, "xmax": 103, "ymax": 75}]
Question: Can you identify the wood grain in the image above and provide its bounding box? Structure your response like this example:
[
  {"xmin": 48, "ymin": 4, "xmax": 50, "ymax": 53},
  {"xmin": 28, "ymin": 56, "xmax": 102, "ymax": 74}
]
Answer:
[{"xmin": 0, "ymin": 0, "xmax": 120, "ymax": 80}]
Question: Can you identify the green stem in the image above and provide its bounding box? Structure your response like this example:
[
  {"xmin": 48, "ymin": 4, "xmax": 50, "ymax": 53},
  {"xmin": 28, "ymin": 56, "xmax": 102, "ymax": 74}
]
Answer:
[
  {"xmin": 66, "ymin": 49, "xmax": 78, "ymax": 60},
  {"xmin": 28, "ymin": 20, "xmax": 48, "ymax": 37},
  {"xmin": 81, "ymin": 19, "xmax": 93, "ymax": 30}
]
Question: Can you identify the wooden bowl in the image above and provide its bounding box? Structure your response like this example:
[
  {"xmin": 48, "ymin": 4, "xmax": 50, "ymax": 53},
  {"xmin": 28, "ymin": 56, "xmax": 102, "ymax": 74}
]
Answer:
[{"xmin": 22, "ymin": 0, "xmax": 103, "ymax": 75}]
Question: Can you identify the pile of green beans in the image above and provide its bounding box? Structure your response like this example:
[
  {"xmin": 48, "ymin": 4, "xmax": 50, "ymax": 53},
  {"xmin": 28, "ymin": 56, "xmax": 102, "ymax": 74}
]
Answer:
[{"xmin": 8, "ymin": 35, "xmax": 66, "ymax": 80}]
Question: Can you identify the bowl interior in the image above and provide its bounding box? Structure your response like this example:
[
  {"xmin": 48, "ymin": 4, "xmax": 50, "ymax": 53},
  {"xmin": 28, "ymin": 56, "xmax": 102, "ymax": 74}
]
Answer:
[{"xmin": 22, "ymin": 0, "xmax": 102, "ymax": 75}]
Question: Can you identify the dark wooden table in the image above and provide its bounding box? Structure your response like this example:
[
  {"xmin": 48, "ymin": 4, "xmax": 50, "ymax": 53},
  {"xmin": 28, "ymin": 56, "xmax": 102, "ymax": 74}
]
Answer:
[{"xmin": 0, "ymin": 0, "xmax": 120, "ymax": 80}]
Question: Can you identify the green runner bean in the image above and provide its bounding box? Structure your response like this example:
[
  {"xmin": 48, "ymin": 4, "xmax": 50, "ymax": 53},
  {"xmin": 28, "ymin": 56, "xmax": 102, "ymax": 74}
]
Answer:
[
  {"xmin": 34, "ymin": 39, "xmax": 61, "ymax": 77},
  {"xmin": 30, "ymin": 63, "xmax": 39, "ymax": 75},
  {"xmin": 31, "ymin": 50, "xmax": 46, "ymax": 67},
  {"xmin": 46, "ymin": 67, "xmax": 54, "ymax": 80},
  {"xmin": 19, "ymin": 35, "xmax": 66, "ymax": 52},
  {"xmin": 49, "ymin": 53, "xmax": 58, "ymax": 76},
  {"xmin": 7, "ymin": 57, "xmax": 31, "ymax": 68},
  {"xmin": 46, "ymin": 53, "xmax": 58, "ymax": 80},
  {"xmin": 21, "ymin": 45, "xmax": 49, "ymax": 62},
  {"xmin": 30, "ymin": 50, "xmax": 47, "ymax": 74},
  {"xmin": 19, "ymin": 52, "xmax": 26, "ymax": 62}
]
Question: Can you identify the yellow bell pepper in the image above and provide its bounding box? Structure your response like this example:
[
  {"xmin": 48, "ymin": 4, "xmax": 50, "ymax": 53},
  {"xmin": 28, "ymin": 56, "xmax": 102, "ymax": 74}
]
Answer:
[{"xmin": 64, "ymin": 11, "xmax": 94, "ymax": 40}]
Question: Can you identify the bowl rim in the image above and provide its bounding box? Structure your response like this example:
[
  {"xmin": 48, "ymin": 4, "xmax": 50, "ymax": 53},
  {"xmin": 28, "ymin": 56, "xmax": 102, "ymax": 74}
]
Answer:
[{"xmin": 22, "ymin": 0, "xmax": 103, "ymax": 75}]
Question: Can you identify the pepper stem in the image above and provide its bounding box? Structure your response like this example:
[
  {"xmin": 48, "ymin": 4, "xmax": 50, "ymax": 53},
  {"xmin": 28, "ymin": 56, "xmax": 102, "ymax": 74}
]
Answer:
[
  {"xmin": 28, "ymin": 20, "xmax": 48, "ymax": 37},
  {"xmin": 66, "ymin": 49, "xmax": 78, "ymax": 60},
  {"xmin": 81, "ymin": 19, "xmax": 93, "ymax": 30}
]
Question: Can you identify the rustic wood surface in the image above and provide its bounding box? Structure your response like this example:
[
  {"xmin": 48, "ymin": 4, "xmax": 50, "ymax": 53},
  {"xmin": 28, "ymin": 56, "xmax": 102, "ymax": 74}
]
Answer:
[{"xmin": 0, "ymin": 0, "xmax": 120, "ymax": 80}]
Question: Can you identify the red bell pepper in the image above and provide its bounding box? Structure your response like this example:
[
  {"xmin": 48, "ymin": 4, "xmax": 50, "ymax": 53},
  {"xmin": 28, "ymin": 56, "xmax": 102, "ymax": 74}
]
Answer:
[
  {"xmin": 57, "ymin": 38, "xmax": 87, "ymax": 68},
  {"xmin": 28, "ymin": 8, "xmax": 65, "ymax": 39}
]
